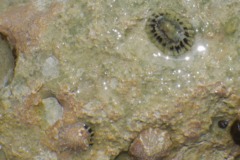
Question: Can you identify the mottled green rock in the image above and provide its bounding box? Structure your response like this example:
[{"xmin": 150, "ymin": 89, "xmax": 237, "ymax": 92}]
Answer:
[
  {"xmin": 0, "ymin": 35, "xmax": 14, "ymax": 88},
  {"xmin": 224, "ymin": 17, "xmax": 239, "ymax": 35},
  {"xmin": 0, "ymin": 148, "xmax": 7, "ymax": 160},
  {"xmin": 115, "ymin": 152, "xmax": 132, "ymax": 160}
]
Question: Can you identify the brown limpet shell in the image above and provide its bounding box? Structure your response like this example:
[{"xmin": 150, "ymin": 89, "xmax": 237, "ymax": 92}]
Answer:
[
  {"xmin": 58, "ymin": 122, "xmax": 94, "ymax": 151},
  {"xmin": 145, "ymin": 10, "xmax": 195, "ymax": 57}
]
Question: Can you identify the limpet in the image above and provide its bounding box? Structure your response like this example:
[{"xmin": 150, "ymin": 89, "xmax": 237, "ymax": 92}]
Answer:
[
  {"xmin": 145, "ymin": 10, "xmax": 195, "ymax": 56},
  {"xmin": 58, "ymin": 122, "xmax": 94, "ymax": 151},
  {"xmin": 129, "ymin": 128, "xmax": 172, "ymax": 160}
]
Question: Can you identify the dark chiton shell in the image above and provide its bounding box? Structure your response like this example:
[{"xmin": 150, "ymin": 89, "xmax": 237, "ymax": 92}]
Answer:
[
  {"xmin": 58, "ymin": 122, "xmax": 94, "ymax": 151},
  {"xmin": 145, "ymin": 10, "xmax": 195, "ymax": 57},
  {"xmin": 230, "ymin": 119, "xmax": 240, "ymax": 145}
]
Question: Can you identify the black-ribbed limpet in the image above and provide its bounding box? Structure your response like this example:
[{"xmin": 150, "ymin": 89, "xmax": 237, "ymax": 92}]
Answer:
[{"xmin": 145, "ymin": 10, "xmax": 195, "ymax": 56}]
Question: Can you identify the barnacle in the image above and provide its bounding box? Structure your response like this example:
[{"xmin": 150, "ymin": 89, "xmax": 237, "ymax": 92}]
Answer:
[
  {"xmin": 145, "ymin": 10, "xmax": 195, "ymax": 57},
  {"xmin": 58, "ymin": 122, "xmax": 94, "ymax": 151}
]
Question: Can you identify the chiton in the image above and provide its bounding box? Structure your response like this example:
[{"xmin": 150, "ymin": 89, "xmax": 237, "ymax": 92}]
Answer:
[
  {"xmin": 58, "ymin": 122, "xmax": 94, "ymax": 151},
  {"xmin": 145, "ymin": 10, "xmax": 195, "ymax": 56}
]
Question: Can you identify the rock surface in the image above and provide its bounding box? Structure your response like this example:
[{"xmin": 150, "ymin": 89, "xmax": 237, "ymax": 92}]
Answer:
[{"xmin": 0, "ymin": 0, "xmax": 239, "ymax": 160}]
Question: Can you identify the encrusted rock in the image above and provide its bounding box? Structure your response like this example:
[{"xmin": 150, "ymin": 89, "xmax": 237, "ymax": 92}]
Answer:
[
  {"xmin": 224, "ymin": 17, "xmax": 239, "ymax": 35},
  {"xmin": 42, "ymin": 97, "xmax": 63, "ymax": 126},
  {"xmin": 129, "ymin": 128, "xmax": 172, "ymax": 160},
  {"xmin": 0, "ymin": 34, "xmax": 15, "ymax": 89}
]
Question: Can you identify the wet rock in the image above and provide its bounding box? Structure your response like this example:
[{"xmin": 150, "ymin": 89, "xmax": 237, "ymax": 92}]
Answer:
[
  {"xmin": 115, "ymin": 152, "xmax": 132, "ymax": 160},
  {"xmin": 129, "ymin": 128, "xmax": 172, "ymax": 160},
  {"xmin": 42, "ymin": 97, "xmax": 63, "ymax": 126},
  {"xmin": 33, "ymin": 149, "xmax": 57, "ymax": 160},
  {"xmin": 41, "ymin": 56, "xmax": 59, "ymax": 80},
  {"xmin": 0, "ymin": 34, "xmax": 15, "ymax": 89},
  {"xmin": 0, "ymin": 145, "xmax": 7, "ymax": 160},
  {"xmin": 224, "ymin": 17, "xmax": 239, "ymax": 35}
]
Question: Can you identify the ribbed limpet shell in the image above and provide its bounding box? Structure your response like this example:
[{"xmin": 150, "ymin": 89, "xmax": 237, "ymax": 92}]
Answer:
[
  {"xmin": 58, "ymin": 122, "xmax": 94, "ymax": 151},
  {"xmin": 145, "ymin": 10, "xmax": 195, "ymax": 56},
  {"xmin": 129, "ymin": 128, "xmax": 172, "ymax": 160}
]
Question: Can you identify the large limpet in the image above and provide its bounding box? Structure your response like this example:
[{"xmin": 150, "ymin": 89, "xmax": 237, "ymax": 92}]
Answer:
[
  {"xmin": 145, "ymin": 10, "xmax": 195, "ymax": 56},
  {"xmin": 129, "ymin": 128, "xmax": 172, "ymax": 160},
  {"xmin": 58, "ymin": 122, "xmax": 94, "ymax": 151}
]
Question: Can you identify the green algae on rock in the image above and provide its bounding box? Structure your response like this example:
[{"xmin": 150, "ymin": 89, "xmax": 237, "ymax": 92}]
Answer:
[
  {"xmin": 0, "ymin": 34, "xmax": 15, "ymax": 89},
  {"xmin": 0, "ymin": 147, "xmax": 7, "ymax": 160},
  {"xmin": 145, "ymin": 10, "xmax": 195, "ymax": 57},
  {"xmin": 224, "ymin": 17, "xmax": 239, "ymax": 35}
]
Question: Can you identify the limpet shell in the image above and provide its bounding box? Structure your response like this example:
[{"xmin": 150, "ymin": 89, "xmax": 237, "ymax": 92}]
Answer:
[
  {"xmin": 58, "ymin": 122, "xmax": 94, "ymax": 151},
  {"xmin": 129, "ymin": 128, "xmax": 172, "ymax": 160},
  {"xmin": 145, "ymin": 10, "xmax": 195, "ymax": 56}
]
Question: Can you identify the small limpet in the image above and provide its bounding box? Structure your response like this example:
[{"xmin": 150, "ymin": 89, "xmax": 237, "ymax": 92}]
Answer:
[
  {"xmin": 58, "ymin": 122, "xmax": 94, "ymax": 151},
  {"xmin": 145, "ymin": 10, "xmax": 195, "ymax": 56}
]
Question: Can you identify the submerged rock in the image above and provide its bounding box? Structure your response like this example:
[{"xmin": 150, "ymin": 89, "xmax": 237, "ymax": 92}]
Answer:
[{"xmin": 224, "ymin": 17, "xmax": 239, "ymax": 35}]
